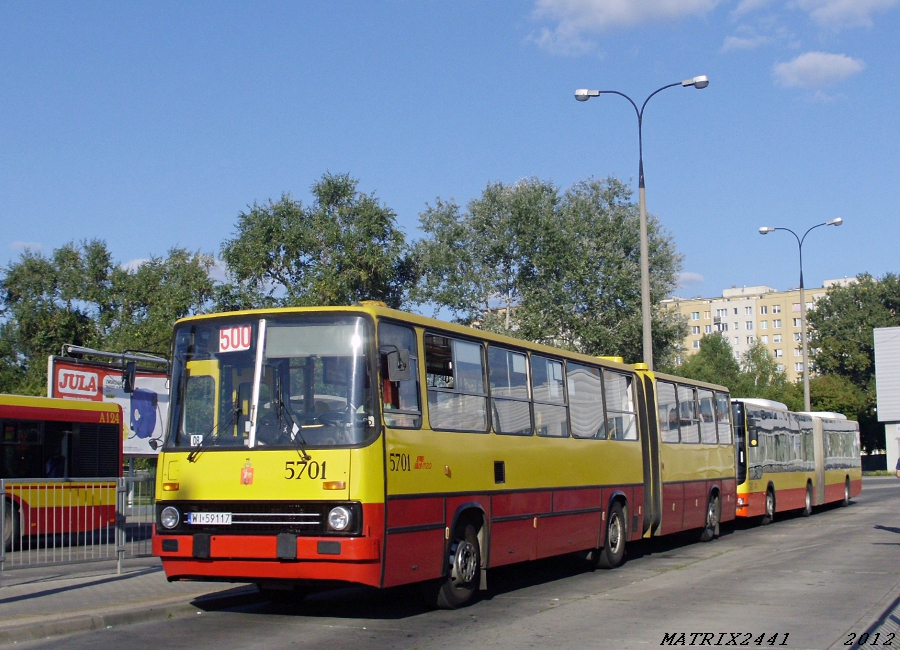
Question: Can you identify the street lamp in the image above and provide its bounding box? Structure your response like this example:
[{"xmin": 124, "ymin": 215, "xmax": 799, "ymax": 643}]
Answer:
[
  {"xmin": 758, "ymin": 217, "xmax": 843, "ymax": 411},
  {"xmin": 575, "ymin": 76, "xmax": 709, "ymax": 370}
]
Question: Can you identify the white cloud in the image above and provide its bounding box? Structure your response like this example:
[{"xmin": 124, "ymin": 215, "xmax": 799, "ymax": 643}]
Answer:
[
  {"xmin": 796, "ymin": 0, "xmax": 900, "ymax": 29},
  {"xmin": 721, "ymin": 34, "xmax": 769, "ymax": 52},
  {"xmin": 678, "ymin": 272, "xmax": 705, "ymax": 288},
  {"xmin": 733, "ymin": 0, "xmax": 778, "ymax": 16},
  {"xmin": 10, "ymin": 241, "xmax": 41, "ymax": 251},
  {"xmin": 773, "ymin": 51, "xmax": 864, "ymax": 88},
  {"xmin": 120, "ymin": 258, "xmax": 149, "ymax": 272},
  {"xmin": 532, "ymin": 0, "xmax": 720, "ymax": 53}
]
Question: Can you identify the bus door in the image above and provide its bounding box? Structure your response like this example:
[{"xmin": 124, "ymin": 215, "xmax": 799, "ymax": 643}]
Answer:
[
  {"xmin": 732, "ymin": 401, "xmax": 747, "ymax": 486},
  {"xmin": 812, "ymin": 418, "xmax": 826, "ymax": 505},
  {"xmin": 638, "ymin": 375, "xmax": 661, "ymax": 537}
]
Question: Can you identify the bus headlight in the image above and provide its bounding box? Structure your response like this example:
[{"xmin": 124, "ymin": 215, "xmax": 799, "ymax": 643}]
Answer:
[
  {"xmin": 327, "ymin": 506, "xmax": 351, "ymax": 531},
  {"xmin": 160, "ymin": 506, "xmax": 180, "ymax": 529}
]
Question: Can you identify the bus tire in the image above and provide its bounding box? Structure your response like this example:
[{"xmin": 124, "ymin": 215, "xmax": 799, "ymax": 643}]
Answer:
[
  {"xmin": 761, "ymin": 488, "xmax": 775, "ymax": 526},
  {"xmin": 842, "ymin": 478, "xmax": 850, "ymax": 507},
  {"xmin": 598, "ymin": 502, "xmax": 626, "ymax": 569},
  {"xmin": 3, "ymin": 500, "xmax": 19, "ymax": 552},
  {"xmin": 699, "ymin": 494, "xmax": 720, "ymax": 542},
  {"xmin": 802, "ymin": 483, "xmax": 813, "ymax": 517},
  {"xmin": 436, "ymin": 523, "xmax": 481, "ymax": 609}
]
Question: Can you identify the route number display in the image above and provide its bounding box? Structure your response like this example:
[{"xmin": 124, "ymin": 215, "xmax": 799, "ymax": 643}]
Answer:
[{"xmin": 219, "ymin": 325, "xmax": 252, "ymax": 353}]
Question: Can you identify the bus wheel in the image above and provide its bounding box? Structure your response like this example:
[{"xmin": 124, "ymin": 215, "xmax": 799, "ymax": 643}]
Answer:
[
  {"xmin": 699, "ymin": 494, "xmax": 720, "ymax": 542},
  {"xmin": 842, "ymin": 478, "xmax": 850, "ymax": 506},
  {"xmin": 802, "ymin": 484, "xmax": 813, "ymax": 517},
  {"xmin": 598, "ymin": 502, "xmax": 626, "ymax": 569},
  {"xmin": 761, "ymin": 489, "xmax": 775, "ymax": 526},
  {"xmin": 436, "ymin": 523, "xmax": 481, "ymax": 609},
  {"xmin": 3, "ymin": 501, "xmax": 18, "ymax": 552}
]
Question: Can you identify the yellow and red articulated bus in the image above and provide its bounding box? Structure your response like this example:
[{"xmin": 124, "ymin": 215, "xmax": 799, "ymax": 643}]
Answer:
[
  {"xmin": 731, "ymin": 398, "xmax": 862, "ymax": 522},
  {"xmin": 1, "ymin": 394, "xmax": 123, "ymax": 550},
  {"xmin": 153, "ymin": 305, "xmax": 736, "ymax": 608}
]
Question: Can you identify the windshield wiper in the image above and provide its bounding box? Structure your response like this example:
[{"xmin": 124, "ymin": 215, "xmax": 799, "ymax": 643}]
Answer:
[
  {"xmin": 273, "ymin": 381, "xmax": 311, "ymax": 461},
  {"xmin": 186, "ymin": 401, "xmax": 238, "ymax": 463}
]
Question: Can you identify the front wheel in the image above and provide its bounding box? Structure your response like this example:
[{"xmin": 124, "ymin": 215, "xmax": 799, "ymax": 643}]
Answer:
[
  {"xmin": 699, "ymin": 495, "xmax": 720, "ymax": 542},
  {"xmin": 598, "ymin": 502, "xmax": 626, "ymax": 569},
  {"xmin": 435, "ymin": 523, "xmax": 481, "ymax": 609}
]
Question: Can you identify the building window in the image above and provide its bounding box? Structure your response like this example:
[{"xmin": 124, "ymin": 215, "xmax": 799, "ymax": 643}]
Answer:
[
  {"xmin": 794, "ymin": 333, "xmax": 802, "ymax": 342},
  {"xmin": 747, "ymin": 336, "xmax": 755, "ymax": 344},
  {"xmin": 795, "ymin": 362, "xmax": 804, "ymax": 372},
  {"xmin": 704, "ymin": 311, "xmax": 710, "ymax": 319},
  {"xmin": 793, "ymin": 318, "xmax": 802, "ymax": 327},
  {"xmin": 776, "ymin": 364, "xmax": 784, "ymax": 372},
  {"xmin": 774, "ymin": 334, "xmax": 782, "ymax": 343},
  {"xmin": 806, "ymin": 302, "xmax": 813, "ymax": 310},
  {"xmin": 745, "ymin": 306, "xmax": 753, "ymax": 315},
  {"xmin": 794, "ymin": 348, "xmax": 802, "ymax": 356},
  {"xmin": 734, "ymin": 337, "xmax": 739, "ymax": 345},
  {"xmin": 761, "ymin": 335, "xmax": 768, "ymax": 344},
  {"xmin": 792, "ymin": 303, "xmax": 801, "ymax": 312},
  {"xmin": 774, "ymin": 349, "xmax": 783, "ymax": 358},
  {"xmin": 691, "ymin": 312, "xmax": 700, "ymax": 321},
  {"xmin": 773, "ymin": 319, "xmax": 782, "ymax": 328},
  {"xmin": 705, "ymin": 325, "xmax": 712, "ymax": 334},
  {"xmin": 733, "ymin": 308, "xmax": 738, "ymax": 315},
  {"xmin": 760, "ymin": 306, "xmax": 768, "ymax": 315},
  {"xmin": 692, "ymin": 340, "xmax": 700, "ymax": 349},
  {"xmin": 761, "ymin": 321, "xmax": 768, "ymax": 330},
  {"xmin": 716, "ymin": 308, "xmax": 728, "ymax": 318},
  {"xmin": 692, "ymin": 326, "xmax": 700, "ymax": 335},
  {"xmin": 745, "ymin": 321, "xmax": 753, "ymax": 330}
]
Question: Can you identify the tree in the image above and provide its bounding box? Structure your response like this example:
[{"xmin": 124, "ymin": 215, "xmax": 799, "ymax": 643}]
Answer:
[
  {"xmin": 413, "ymin": 176, "xmax": 686, "ymax": 363},
  {"xmin": 672, "ymin": 333, "xmax": 741, "ymax": 389},
  {"xmin": 220, "ymin": 173, "xmax": 416, "ymax": 310},
  {"xmin": 807, "ymin": 273, "xmax": 900, "ymax": 452},
  {"xmin": 0, "ymin": 241, "xmax": 214, "ymax": 395}
]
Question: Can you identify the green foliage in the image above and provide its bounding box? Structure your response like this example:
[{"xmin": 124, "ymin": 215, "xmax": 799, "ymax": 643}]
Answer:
[
  {"xmin": 219, "ymin": 173, "xmax": 416, "ymax": 310},
  {"xmin": 413, "ymin": 176, "xmax": 686, "ymax": 363},
  {"xmin": 0, "ymin": 241, "xmax": 214, "ymax": 395},
  {"xmin": 806, "ymin": 273, "xmax": 900, "ymax": 452},
  {"xmin": 670, "ymin": 333, "xmax": 741, "ymax": 388}
]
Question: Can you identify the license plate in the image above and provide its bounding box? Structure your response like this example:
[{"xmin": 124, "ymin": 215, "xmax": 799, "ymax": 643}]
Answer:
[{"xmin": 187, "ymin": 512, "xmax": 232, "ymax": 525}]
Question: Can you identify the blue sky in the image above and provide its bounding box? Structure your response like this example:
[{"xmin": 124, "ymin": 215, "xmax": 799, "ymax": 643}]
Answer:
[{"xmin": 1, "ymin": 1, "xmax": 897, "ymax": 302}]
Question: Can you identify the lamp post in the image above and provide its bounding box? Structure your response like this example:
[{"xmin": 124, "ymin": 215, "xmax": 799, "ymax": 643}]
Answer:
[
  {"xmin": 575, "ymin": 76, "xmax": 709, "ymax": 370},
  {"xmin": 759, "ymin": 218, "xmax": 843, "ymax": 411}
]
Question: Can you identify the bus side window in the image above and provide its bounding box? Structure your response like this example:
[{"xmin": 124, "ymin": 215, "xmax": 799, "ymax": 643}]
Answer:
[
  {"xmin": 379, "ymin": 322, "xmax": 422, "ymax": 429},
  {"xmin": 425, "ymin": 333, "xmax": 487, "ymax": 433},
  {"xmin": 657, "ymin": 381, "xmax": 679, "ymax": 443}
]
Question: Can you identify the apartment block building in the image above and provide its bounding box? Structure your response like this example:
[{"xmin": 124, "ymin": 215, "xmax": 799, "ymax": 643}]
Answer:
[{"xmin": 663, "ymin": 279, "xmax": 855, "ymax": 383}]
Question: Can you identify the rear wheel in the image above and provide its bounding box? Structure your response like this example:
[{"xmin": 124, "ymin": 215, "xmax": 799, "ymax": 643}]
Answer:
[
  {"xmin": 435, "ymin": 523, "xmax": 481, "ymax": 609},
  {"xmin": 842, "ymin": 478, "xmax": 851, "ymax": 506},
  {"xmin": 802, "ymin": 484, "xmax": 813, "ymax": 517},
  {"xmin": 3, "ymin": 501, "xmax": 18, "ymax": 552},
  {"xmin": 699, "ymin": 494, "xmax": 721, "ymax": 542},
  {"xmin": 761, "ymin": 489, "xmax": 775, "ymax": 526},
  {"xmin": 598, "ymin": 502, "xmax": 626, "ymax": 569}
]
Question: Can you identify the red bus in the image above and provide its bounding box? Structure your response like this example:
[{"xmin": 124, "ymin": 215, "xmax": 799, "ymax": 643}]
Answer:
[{"xmin": 1, "ymin": 394, "xmax": 123, "ymax": 551}]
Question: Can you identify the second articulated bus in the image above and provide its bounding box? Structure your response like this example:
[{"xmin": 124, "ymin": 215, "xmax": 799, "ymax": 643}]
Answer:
[
  {"xmin": 153, "ymin": 304, "xmax": 736, "ymax": 608},
  {"xmin": 731, "ymin": 398, "xmax": 862, "ymax": 523}
]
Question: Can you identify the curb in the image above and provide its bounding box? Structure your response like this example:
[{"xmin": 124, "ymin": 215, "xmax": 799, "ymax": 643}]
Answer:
[{"xmin": 0, "ymin": 602, "xmax": 201, "ymax": 646}]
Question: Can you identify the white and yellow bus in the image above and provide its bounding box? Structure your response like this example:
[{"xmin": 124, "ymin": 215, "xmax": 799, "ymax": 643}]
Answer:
[
  {"xmin": 731, "ymin": 398, "xmax": 862, "ymax": 522},
  {"xmin": 153, "ymin": 304, "xmax": 736, "ymax": 607}
]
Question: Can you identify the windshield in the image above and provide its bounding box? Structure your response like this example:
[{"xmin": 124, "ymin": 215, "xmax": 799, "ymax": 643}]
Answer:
[{"xmin": 166, "ymin": 315, "xmax": 376, "ymax": 451}]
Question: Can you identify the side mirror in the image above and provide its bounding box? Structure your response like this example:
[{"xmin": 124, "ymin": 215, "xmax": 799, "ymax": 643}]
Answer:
[
  {"xmin": 385, "ymin": 348, "xmax": 411, "ymax": 382},
  {"xmin": 123, "ymin": 361, "xmax": 136, "ymax": 394},
  {"xmin": 748, "ymin": 419, "xmax": 758, "ymax": 447}
]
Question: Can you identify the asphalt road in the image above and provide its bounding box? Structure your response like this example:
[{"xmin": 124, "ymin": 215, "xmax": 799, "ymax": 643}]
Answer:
[{"xmin": 16, "ymin": 476, "xmax": 900, "ymax": 650}]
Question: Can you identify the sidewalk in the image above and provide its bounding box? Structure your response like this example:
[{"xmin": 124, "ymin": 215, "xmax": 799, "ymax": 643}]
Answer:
[{"xmin": 0, "ymin": 557, "xmax": 257, "ymax": 646}]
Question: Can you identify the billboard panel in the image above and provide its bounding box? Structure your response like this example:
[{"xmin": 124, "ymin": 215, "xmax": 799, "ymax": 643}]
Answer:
[{"xmin": 48, "ymin": 356, "xmax": 168, "ymax": 457}]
